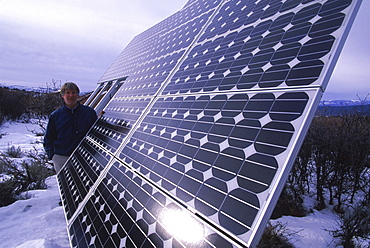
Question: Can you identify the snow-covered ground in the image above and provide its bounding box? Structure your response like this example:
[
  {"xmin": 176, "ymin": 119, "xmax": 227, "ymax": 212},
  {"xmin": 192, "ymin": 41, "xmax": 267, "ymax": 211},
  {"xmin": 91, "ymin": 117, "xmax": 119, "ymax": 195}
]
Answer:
[
  {"xmin": 0, "ymin": 121, "xmax": 363, "ymax": 248},
  {"xmin": 273, "ymin": 210, "xmax": 339, "ymax": 247},
  {"xmin": 0, "ymin": 176, "xmax": 70, "ymax": 248},
  {"xmin": 0, "ymin": 120, "xmax": 44, "ymax": 152},
  {"xmin": 0, "ymin": 121, "xmax": 70, "ymax": 248}
]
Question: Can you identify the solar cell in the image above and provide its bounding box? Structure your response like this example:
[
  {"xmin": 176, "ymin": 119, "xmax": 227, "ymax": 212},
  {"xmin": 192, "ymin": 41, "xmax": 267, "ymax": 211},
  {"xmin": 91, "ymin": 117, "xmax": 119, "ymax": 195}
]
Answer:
[{"xmin": 57, "ymin": 0, "xmax": 362, "ymax": 247}]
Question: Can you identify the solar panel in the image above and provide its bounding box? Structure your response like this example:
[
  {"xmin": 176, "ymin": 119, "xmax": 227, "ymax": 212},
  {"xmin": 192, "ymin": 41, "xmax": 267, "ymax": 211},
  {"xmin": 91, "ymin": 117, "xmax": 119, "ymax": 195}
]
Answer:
[{"xmin": 58, "ymin": 0, "xmax": 362, "ymax": 247}]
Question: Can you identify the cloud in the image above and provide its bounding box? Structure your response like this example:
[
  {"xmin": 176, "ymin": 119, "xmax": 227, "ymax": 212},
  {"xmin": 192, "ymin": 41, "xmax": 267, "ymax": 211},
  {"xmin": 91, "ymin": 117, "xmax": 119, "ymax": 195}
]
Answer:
[
  {"xmin": 323, "ymin": 0, "xmax": 370, "ymax": 100},
  {"xmin": 0, "ymin": 0, "xmax": 186, "ymax": 90},
  {"xmin": 0, "ymin": 0, "xmax": 368, "ymax": 99},
  {"xmin": 0, "ymin": 0, "xmax": 186, "ymax": 49}
]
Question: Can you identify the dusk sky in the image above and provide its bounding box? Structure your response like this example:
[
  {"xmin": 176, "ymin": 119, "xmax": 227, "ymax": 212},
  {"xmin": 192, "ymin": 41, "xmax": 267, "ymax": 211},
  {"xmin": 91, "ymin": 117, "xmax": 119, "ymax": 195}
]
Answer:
[{"xmin": 0, "ymin": 0, "xmax": 369, "ymax": 100}]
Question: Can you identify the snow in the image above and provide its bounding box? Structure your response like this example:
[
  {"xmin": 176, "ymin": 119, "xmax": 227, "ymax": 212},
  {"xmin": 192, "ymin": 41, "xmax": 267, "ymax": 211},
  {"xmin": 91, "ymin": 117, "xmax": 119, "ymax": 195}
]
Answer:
[
  {"xmin": 0, "ymin": 121, "xmax": 365, "ymax": 247},
  {"xmin": 0, "ymin": 121, "xmax": 69, "ymax": 248},
  {"xmin": 0, "ymin": 121, "xmax": 43, "ymax": 150},
  {"xmin": 274, "ymin": 210, "xmax": 339, "ymax": 248},
  {"xmin": 0, "ymin": 176, "xmax": 70, "ymax": 248}
]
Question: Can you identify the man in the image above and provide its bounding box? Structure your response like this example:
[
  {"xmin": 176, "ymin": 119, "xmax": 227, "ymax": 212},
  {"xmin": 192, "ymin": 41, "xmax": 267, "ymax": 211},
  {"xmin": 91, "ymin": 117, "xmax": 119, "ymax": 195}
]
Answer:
[{"xmin": 43, "ymin": 82, "xmax": 97, "ymax": 173}]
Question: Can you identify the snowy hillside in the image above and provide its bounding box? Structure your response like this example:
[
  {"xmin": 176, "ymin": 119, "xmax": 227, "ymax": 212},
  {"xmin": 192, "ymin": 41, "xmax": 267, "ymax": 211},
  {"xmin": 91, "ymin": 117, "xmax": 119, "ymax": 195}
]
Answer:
[{"xmin": 0, "ymin": 121, "xmax": 364, "ymax": 248}]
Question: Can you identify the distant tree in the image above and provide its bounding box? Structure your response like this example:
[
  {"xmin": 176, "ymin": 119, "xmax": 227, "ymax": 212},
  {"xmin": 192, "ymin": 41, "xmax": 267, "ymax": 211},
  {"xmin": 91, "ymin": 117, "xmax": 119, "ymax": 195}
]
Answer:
[
  {"xmin": 271, "ymin": 184, "xmax": 306, "ymax": 219},
  {"xmin": 291, "ymin": 101, "xmax": 370, "ymax": 212},
  {"xmin": 323, "ymin": 107, "xmax": 370, "ymax": 213},
  {"xmin": 25, "ymin": 91, "xmax": 63, "ymax": 129},
  {"xmin": 0, "ymin": 86, "xmax": 64, "ymax": 132},
  {"xmin": 0, "ymin": 87, "xmax": 28, "ymax": 121},
  {"xmin": 306, "ymin": 116, "xmax": 336, "ymax": 210},
  {"xmin": 287, "ymin": 126, "xmax": 313, "ymax": 195}
]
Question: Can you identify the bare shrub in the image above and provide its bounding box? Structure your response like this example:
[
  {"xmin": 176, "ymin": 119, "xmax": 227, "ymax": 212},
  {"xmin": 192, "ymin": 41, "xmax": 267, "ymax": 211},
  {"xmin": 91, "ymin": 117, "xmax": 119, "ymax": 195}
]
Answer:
[
  {"xmin": 257, "ymin": 221, "xmax": 298, "ymax": 248},
  {"xmin": 0, "ymin": 87, "xmax": 28, "ymax": 121},
  {"xmin": 271, "ymin": 184, "xmax": 307, "ymax": 219},
  {"xmin": 0, "ymin": 86, "xmax": 63, "ymax": 127},
  {"xmin": 0, "ymin": 147, "xmax": 55, "ymax": 207},
  {"xmin": 329, "ymin": 200, "xmax": 370, "ymax": 248},
  {"xmin": 0, "ymin": 179, "xmax": 19, "ymax": 207},
  {"xmin": 24, "ymin": 147, "xmax": 54, "ymax": 190},
  {"xmin": 291, "ymin": 105, "xmax": 370, "ymax": 212},
  {"xmin": 5, "ymin": 145, "xmax": 23, "ymax": 158}
]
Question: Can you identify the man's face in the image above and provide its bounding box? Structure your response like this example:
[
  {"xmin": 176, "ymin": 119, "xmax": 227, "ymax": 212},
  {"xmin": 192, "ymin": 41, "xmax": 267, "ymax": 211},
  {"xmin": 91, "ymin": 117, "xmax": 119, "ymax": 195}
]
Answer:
[{"xmin": 62, "ymin": 89, "xmax": 79, "ymax": 108}]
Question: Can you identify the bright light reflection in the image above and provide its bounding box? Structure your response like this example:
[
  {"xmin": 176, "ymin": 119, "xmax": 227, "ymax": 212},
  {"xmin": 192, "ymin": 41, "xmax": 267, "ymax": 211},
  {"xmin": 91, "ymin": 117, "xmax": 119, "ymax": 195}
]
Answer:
[{"xmin": 160, "ymin": 208, "xmax": 205, "ymax": 243}]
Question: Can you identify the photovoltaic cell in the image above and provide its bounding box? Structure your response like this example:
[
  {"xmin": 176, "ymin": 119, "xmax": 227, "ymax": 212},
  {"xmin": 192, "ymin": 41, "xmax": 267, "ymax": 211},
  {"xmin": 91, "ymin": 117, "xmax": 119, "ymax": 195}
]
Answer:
[
  {"xmin": 68, "ymin": 159, "xmax": 242, "ymax": 247},
  {"xmin": 116, "ymin": 91, "xmax": 309, "ymax": 237},
  {"xmin": 58, "ymin": 140, "xmax": 111, "ymax": 220},
  {"xmin": 98, "ymin": 0, "xmax": 223, "ymax": 99},
  {"xmin": 57, "ymin": 0, "xmax": 362, "ymax": 247},
  {"xmin": 162, "ymin": 1, "xmax": 350, "ymax": 95},
  {"xmin": 87, "ymin": 97, "xmax": 152, "ymax": 154}
]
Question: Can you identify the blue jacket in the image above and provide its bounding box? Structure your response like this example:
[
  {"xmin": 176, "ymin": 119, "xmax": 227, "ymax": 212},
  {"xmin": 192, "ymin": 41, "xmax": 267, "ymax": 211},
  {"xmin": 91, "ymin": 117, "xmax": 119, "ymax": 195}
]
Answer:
[{"xmin": 43, "ymin": 103, "xmax": 97, "ymax": 160}]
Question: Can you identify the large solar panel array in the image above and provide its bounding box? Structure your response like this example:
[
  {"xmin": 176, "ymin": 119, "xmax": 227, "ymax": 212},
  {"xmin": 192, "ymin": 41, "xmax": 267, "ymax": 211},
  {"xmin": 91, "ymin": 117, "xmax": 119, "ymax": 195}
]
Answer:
[{"xmin": 57, "ymin": 0, "xmax": 362, "ymax": 247}]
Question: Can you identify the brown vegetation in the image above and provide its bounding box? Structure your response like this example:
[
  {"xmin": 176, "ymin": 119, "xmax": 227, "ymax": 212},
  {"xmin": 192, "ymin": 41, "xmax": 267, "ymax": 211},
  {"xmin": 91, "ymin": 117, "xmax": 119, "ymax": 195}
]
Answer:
[{"xmin": 0, "ymin": 86, "xmax": 63, "ymax": 125}]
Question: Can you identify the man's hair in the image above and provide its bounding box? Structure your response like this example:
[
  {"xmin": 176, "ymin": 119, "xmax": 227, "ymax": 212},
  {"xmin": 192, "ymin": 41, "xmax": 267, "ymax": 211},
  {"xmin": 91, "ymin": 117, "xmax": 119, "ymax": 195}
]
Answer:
[{"xmin": 60, "ymin": 82, "xmax": 80, "ymax": 96}]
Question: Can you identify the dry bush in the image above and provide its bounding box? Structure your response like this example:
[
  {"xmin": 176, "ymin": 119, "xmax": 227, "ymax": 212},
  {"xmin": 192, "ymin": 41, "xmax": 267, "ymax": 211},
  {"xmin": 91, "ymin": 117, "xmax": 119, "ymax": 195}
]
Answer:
[
  {"xmin": 329, "ymin": 200, "xmax": 370, "ymax": 248},
  {"xmin": 5, "ymin": 145, "xmax": 23, "ymax": 158},
  {"xmin": 0, "ymin": 147, "xmax": 55, "ymax": 207},
  {"xmin": 257, "ymin": 221, "xmax": 298, "ymax": 248}
]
